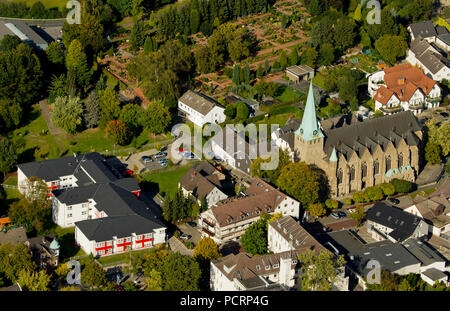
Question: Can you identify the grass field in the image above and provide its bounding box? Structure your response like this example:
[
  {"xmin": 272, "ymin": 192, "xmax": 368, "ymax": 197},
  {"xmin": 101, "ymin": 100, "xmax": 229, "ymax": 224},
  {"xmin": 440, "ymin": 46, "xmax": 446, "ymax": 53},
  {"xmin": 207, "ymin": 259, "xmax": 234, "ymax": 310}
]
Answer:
[
  {"xmin": 139, "ymin": 163, "xmax": 197, "ymax": 197},
  {"xmin": 22, "ymin": 0, "xmax": 66, "ymax": 10}
]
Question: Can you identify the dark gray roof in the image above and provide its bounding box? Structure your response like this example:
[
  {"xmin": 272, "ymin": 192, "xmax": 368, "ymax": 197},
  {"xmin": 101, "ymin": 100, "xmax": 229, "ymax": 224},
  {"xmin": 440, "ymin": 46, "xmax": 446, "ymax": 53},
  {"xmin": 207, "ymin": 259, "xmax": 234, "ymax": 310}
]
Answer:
[
  {"xmin": 437, "ymin": 33, "xmax": 450, "ymax": 47},
  {"xmin": 75, "ymin": 214, "xmax": 163, "ymax": 241},
  {"xmin": 421, "ymin": 268, "xmax": 448, "ymax": 281},
  {"xmin": 367, "ymin": 203, "xmax": 422, "ymax": 242},
  {"xmin": 79, "ymin": 159, "xmax": 118, "ymax": 183},
  {"xmin": 53, "ymin": 184, "xmax": 100, "ymax": 205},
  {"xmin": 409, "ymin": 21, "xmax": 437, "ymax": 39},
  {"xmin": 1, "ymin": 20, "xmax": 49, "ymax": 49},
  {"xmin": 436, "ymin": 26, "xmax": 449, "ymax": 36},
  {"xmin": 179, "ymin": 90, "xmax": 223, "ymax": 115},
  {"xmin": 402, "ymin": 238, "xmax": 446, "ymax": 266},
  {"xmin": 111, "ymin": 178, "xmax": 140, "ymax": 192},
  {"xmin": 18, "ymin": 152, "xmax": 107, "ymax": 182},
  {"xmin": 323, "ymin": 111, "xmax": 422, "ymax": 158},
  {"xmin": 320, "ymin": 230, "xmax": 421, "ymax": 275}
]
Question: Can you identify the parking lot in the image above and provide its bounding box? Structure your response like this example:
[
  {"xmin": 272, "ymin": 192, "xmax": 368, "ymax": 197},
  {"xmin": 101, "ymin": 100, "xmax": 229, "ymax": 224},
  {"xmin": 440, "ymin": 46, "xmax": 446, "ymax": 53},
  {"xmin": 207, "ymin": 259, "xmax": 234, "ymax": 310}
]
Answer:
[
  {"xmin": 177, "ymin": 220, "xmax": 202, "ymax": 245},
  {"xmin": 122, "ymin": 149, "xmax": 169, "ymax": 173}
]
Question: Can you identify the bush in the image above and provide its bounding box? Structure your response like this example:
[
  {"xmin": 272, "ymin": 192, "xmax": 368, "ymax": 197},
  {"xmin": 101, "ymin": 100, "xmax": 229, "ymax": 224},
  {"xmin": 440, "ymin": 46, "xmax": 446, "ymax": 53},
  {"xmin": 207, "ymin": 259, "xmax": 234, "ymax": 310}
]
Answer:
[
  {"xmin": 391, "ymin": 178, "xmax": 414, "ymax": 193},
  {"xmin": 364, "ymin": 186, "xmax": 384, "ymax": 202},
  {"xmin": 353, "ymin": 191, "xmax": 369, "ymax": 203},
  {"xmin": 308, "ymin": 203, "xmax": 327, "ymax": 217},
  {"xmin": 344, "ymin": 198, "xmax": 353, "ymax": 205},
  {"xmin": 325, "ymin": 199, "xmax": 339, "ymax": 210},
  {"xmin": 379, "ymin": 182, "xmax": 396, "ymax": 196}
]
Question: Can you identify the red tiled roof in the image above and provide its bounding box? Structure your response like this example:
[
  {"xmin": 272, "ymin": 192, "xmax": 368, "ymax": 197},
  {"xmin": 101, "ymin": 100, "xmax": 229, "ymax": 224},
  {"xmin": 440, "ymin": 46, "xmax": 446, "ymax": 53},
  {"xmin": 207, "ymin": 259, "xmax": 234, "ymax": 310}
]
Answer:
[
  {"xmin": 374, "ymin": 86, "xmax": 397, "ymax": 105},
  {"xmin": 383, "ymin": 64, "xmax": 437, "ymax": 102}
]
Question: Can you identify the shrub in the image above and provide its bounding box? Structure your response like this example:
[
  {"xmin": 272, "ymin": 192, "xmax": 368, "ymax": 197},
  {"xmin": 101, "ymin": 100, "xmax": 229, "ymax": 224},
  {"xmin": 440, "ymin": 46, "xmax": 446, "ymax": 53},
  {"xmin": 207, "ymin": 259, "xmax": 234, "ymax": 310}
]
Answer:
[
  {"xmin": 308, "ymin": 203, "xmax": 327, "ymax": 217},
  {"xmin": 325, "ymin": 199, "xmax": 339, "ymax": 210},
  {"xmin": 344, "ymin": 198, "xmax": 353, "ymax": 205},
  {"xmin": 353, "ymin": 191, "xmax": 369, "ymax": 203},
  {"xmin": 390, "ymin": 178, "xmax": 414, "ymax": 193},
  {"xmin": 364, "ymin": 186, "xmax": 384, "ymax": 202},
  {"xmin": 379, "ymin": 183, "xmax": 396, "ymax": 196}
]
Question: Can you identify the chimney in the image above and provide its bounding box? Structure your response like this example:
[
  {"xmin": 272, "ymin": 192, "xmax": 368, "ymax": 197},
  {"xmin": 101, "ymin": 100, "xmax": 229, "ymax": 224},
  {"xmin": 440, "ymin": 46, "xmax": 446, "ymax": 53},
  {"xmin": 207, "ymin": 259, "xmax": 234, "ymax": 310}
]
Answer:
[{"xmin": 398, "ymin": 75, "xmax": 405, "ymax": 85}]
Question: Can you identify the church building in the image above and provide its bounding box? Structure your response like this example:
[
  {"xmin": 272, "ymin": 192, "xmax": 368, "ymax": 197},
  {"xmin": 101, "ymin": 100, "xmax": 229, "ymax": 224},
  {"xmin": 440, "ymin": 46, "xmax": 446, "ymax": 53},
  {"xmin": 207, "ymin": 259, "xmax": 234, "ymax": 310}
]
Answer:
[{"xmin": 286, "ymin": 83, "xmax": 423, "ymax": 197}]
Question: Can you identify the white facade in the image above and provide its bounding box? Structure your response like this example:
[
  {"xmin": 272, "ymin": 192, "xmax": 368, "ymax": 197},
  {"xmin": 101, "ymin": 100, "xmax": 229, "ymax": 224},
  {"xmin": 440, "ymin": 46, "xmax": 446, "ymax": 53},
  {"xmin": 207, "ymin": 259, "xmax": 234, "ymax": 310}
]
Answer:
[
  {"xmin": 367, "ymin": 219, "xmax": 429, "ymax": 242},
  {"xmin": 52, "ymin": 197, "xmax": 105, "ymax": 228},
  {"xmin": 404, "ymin": 204, "xmax": 450, "ymax": 237},
  {"xmin": 75, "ymin": 226, "xmax": 166, "ymax": 257},
  {"xmin": 178, "ymin": 101, "xmax": 225, "ymax": 127},
  {"xmin": 407, "ymin": 49, "xmax": 450, "ymax": 82},
  {"xmin": 180, "ymin": 185, "xmax": 228, "ymax": 209}
]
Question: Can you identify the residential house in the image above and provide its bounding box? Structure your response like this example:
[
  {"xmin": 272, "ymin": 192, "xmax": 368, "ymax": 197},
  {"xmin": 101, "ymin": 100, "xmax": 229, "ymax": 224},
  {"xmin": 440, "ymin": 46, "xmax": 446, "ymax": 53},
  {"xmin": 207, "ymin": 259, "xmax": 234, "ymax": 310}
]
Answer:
[
  {"xmin": 286, "ymin": 65, "xmax": 314, "ymax": 83},
  {"xmin": 435, "ymin": 26, "xmax": 450, "ymax": 54},
  {"xmin": 399, "ymin": 189, "xmax": 450, "ymax": 237},
  {"xmin": 408, "ymin": 21, "xmax": 437, "ymax": 43},
  {"xmin": 199, "ymin": 179, "xmax": 300, "ymax": 245},
  {"xmin": 407, "ymin": 38, "xmax": 450, "ymax": 82},
  {"xmin": 225, "ymin": 92, "xmax": 260, "ymax": 113},
  {"xmin": 368, "ymin": 64, "xmax": 441, "ymax": 115},
  {"xmin": 366, "ymin": 202, "xmax": 429, "ymax": 243},
  {"xmin": 210, "ymin": 125, "xmax": 276, "ymax": 175},
  {"xmin": 25, "ymin": 236, "xmax": 60, "ymax": 270},
  {"xmin": 210, "ymin": 216, "xmax": 348, "ymax": 291},
  {"xmin": 178, "ymin": 90, "xmax": 226, "ymax": 127},
  {"xmin": 178, "ymin": 161, "xmax": 229, "ymax": 208}
]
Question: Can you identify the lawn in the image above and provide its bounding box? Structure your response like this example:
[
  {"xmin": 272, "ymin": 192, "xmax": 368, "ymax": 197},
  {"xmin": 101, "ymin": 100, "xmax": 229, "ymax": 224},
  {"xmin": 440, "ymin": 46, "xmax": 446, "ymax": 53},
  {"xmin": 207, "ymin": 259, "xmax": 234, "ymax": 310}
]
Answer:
[
  {"xmin": 8, "ymin": 106, "xmax": 168, "ymax": 164},
  {"xmin": 139, "ymin": 163, "xmax": 198, "ymax": 197},
  {"xmin": 43, "ymin": 226, "xmax": 86, "ymax": 262},
  {"xmin": 409, "ymin": 188, "xmax": 436, "ymax": 200},
  {"xmin": 275, "ymin": 85, "xmax": 303, "ymax": 103},
  {"xmin": 97, "ymin": 247, "xmax": 158, "ymax": 267},
  {"xmin": 22, "ymin": 0, "xmax": 66, "ymax": 10}
]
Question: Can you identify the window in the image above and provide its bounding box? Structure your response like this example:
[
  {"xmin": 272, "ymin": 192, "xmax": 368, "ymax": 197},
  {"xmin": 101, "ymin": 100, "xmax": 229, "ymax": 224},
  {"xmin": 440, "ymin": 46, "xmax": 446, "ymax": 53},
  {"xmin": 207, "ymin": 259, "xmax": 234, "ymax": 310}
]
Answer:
[
  {"xmin": 273, "ymin": 264, "xmax": 279, "ymax": 268},
  {"xmin": 265, "ymin": 265, "xmax": 270, "ymax": 270},
  {"xmin": 350, "ymin": 165, "xmax": 355, "ymax": 181},
  {"xmin": 398, "ymin": 153, "xmax": 403, "ymax": 167},
  {"xmin": 82, "ymin": 203, "xmax": 88, "ymax": 208},
  {"xmin": 256, "ymin": 265, "xmax": 261, "ymax": 271},
  {"xmin": 82, "ymin": 211, "xmax": 87, "ymax": 215},
  {"xmin": 67, "ymin": 206, "xmax": 72, "ymax": 210},
  {"xmin": 337, "ymin": 169, "xmax": 343, "ymax": 184},
  {"xmin": 374, "ymin": 160, "xmax": 379, "ymax": 175},
  {"xmin": 67, "ymin": 214, "xmax": 72, "ymax": 218},
  {"xmin": 362, "ymin": 162, "xmax": 367, "ymax": 178},
  {"xmin": 385, "ymin": 156, "xmax": 391, "ymax": 172}
]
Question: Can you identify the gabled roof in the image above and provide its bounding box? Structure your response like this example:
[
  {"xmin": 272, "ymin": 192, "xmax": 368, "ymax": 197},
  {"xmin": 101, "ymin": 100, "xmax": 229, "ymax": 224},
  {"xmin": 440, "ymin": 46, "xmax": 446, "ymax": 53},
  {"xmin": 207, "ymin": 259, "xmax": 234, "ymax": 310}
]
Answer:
[
  {"xmin": 179, "ymin": 90, "xmax": 223, "ymax": 115},
  {"xmin": 374, "ymin": 86, "xmax": 397, "ymax": 105},
  {"xmin": 402, "ymin": 238, "xmax": 446, "ymax": 266},
  {"xmin": 384, "ymin": 63, "xmax": 438, "ymax": 96},
  {"xmin": 408, "ymin": 21, "xmax": 437, "ymax": 39},
  {"xmin": 179, "ymin": 161, "xmax": 225, "ymax": 200},
  {"xmin": 366, "ymin": 202, "xmax": 422, "ymax": 242}
]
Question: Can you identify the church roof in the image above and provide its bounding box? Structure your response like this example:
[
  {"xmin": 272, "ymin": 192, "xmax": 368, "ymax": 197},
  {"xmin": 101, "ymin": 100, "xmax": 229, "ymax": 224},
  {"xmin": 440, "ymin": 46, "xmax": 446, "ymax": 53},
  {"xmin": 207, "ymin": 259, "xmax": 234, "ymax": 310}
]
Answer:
[{"xmin": 295, "ymin": 82, "xmax": 324, "ymax": 141}]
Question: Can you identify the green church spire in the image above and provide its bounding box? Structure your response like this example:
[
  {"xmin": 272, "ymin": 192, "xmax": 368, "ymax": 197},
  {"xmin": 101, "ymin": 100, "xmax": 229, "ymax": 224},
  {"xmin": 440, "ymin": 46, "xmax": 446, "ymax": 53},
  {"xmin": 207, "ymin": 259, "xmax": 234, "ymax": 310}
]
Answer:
[
  {"xmin": 295, "ymin": 81, "xmax": 324, "ymax": 141},
  {"xmin": 330, "ymin": 147, "xmax": 338, "ymax": 162}
]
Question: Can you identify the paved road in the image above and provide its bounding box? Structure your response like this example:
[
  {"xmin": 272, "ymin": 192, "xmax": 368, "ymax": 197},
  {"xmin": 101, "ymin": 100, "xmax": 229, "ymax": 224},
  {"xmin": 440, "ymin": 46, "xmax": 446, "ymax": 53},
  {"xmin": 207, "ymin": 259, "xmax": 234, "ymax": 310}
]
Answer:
[
  {"xmin": 178, "ymin": 221, "xmax": 202, "ymax": 245},
  {"xmin": 168, "ymin": 236, "xmax": 194, "ymax": 257}
]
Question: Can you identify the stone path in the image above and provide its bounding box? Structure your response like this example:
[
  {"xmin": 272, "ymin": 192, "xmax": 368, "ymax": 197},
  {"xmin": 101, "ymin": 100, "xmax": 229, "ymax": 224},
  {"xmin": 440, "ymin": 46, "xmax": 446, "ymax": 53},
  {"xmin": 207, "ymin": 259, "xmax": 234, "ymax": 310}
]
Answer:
[
  {"xmin": 168, "ymin": 236, "xmax": 194, "ymax": 257},
  {"xmin": 38, "ymin": 100, "xmax": 65, "ymax": 136}
]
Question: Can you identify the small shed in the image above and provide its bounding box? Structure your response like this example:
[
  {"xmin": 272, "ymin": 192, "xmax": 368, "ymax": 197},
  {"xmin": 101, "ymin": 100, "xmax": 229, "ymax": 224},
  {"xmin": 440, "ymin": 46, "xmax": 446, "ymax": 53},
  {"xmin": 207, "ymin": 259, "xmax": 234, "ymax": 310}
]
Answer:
[{"xmin": 286, "ymin": 65, "xmax": 315, "ymax": 83}]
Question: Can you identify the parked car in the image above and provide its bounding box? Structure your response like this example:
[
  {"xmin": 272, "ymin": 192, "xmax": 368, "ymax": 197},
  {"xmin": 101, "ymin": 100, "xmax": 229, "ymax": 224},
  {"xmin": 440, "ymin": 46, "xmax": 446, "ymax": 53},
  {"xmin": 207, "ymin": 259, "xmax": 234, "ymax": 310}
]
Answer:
[
  {"xmin": 330, "ymin": 212, "xmax": 340, "ymax": 219},
  {"xmin": 183, "ymin": 151, "xmax": 195, "ymax": 159},
  {"xmin": 122, "ymin": 169, "xmax": 133, "ymax": 177},
  {"xmin": 440, "ymin": 112, "xmax": 449, "ymax": 118},
  {"xmin": 348, "ymin": 208, "xmax": 355, "ymax": 214},
  {"xmin": 180, "ymin": 233, "xmax": 191, "ymax": 240},
  {"xmin": 337, "ymin": 211, "xmax": 346, "ymax": 218},
  {"xmin": 154, "ymin": 151, "xmax": 167, "ymax": 158},
  {"xmin": 141, "ymin": 156, "xmax": 152, "ymax": 163},
  {"xmin": 188, "ymin": 221, "xmax": 197, "ymax": 227},
  {"xmin": 388, "ymin": 198, "xmax": 400, "ymax": 205}
]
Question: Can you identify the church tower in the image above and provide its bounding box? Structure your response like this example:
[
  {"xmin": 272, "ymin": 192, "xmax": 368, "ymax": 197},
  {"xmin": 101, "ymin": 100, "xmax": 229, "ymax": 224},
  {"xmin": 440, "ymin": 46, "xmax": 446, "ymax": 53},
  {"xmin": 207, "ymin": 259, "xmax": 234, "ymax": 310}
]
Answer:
[{"xmin": 294, "ymin": 82, "xmax": 325, "ymax": 165}]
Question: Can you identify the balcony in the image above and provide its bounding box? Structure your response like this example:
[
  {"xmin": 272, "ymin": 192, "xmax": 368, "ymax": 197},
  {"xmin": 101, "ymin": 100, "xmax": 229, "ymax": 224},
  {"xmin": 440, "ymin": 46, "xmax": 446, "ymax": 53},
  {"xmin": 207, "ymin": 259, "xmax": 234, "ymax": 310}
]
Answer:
[
  {"xmin": 380, "ymin": 106, "xmax": 403, "ymax": 114},
  {"xmin": 408, "ymin": 102, "xmax": 424, "ymax": 110},
  {"xmin": 202, "ymin": 227, "xmax": 215, "ymax": 237},
  {"xmin": 202, "ymin": 218, "xmax": 215, "ymax": 227},
  {"xmin": 426, "ymin": 96, "xmax": 442, "ymax": 103}
]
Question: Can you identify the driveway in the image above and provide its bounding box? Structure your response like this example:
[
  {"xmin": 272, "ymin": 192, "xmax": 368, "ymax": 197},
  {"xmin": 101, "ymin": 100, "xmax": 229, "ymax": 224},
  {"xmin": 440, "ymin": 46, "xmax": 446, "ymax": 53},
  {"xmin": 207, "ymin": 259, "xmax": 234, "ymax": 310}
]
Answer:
[
  {"xmin": 178, "ymin": 221, "xmax": 202, "ymax": 245},
  {"xmin": 168, "ymin": 236, "xmax": 194, "ymax": 257},
  {"xmin": 123, "ymin": 149, "xmax": 169, "ymax": 173}
]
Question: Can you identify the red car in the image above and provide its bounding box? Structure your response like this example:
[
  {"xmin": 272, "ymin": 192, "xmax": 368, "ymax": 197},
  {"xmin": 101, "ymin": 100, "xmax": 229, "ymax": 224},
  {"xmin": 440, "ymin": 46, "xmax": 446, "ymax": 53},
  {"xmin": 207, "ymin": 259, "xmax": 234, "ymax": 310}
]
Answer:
[{"xmin": 122, "ymin": 169, "xmax": 133, "ymax": 176}]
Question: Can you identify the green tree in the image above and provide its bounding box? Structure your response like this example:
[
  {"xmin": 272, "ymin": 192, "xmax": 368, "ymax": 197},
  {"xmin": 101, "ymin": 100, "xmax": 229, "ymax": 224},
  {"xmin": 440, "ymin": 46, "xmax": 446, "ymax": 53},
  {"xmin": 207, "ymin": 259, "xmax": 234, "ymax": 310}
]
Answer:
[
  {"xmin": 144, "ymin": 269, "xmax": 163, "ymax": 291},
  {"xmin": 0, "ymin": 243, "xmax": 36, "ymax": 283},
  {"xmin": 130, "ymin": 20, "xmax": 145, "ymax": 52},
  {"xmin": 353, "ymin": 4, "xmax": 362, "ymax": 21},
  {"xmin": 17, "ymin": 270, "xmax": 51, "ymax": 291},
  {"xmin": 348, "ymin": 205, "xmax": 366, "ymax": 227},
  {"xmin": 279, "ymin": 50, "xmax": 288, "ymax": 69},
  {"xmin": 300, "ymin": 47, "xmax": 318, "ymax": 68},
  {"xmin": 240, "ymin": 214, "xmax": 271, "ymax": 255},
  {"xmin": 318, "ymin": 43, "xmax": 334, "ymax": 66},
  {"xmin": 289, "ymin": 47, "xmax": 299, "ymax": 66},
  {"xmin": 366, "ymin": 270, "xmax": 399, "ymax": 291},
  {"xmin": 48, "ymin": 74, "xmax": 68, "ymax": 103},
  {"xmin": 46, "ymin": 41, "xmax": 65, "ymax": 65},
  {"xmin": 105, "ymin": 120, "xmax": 131, "ymax": 145},
  {"xmin": 298, "ymin": 250, "xmax": 346, "ymax": 291},
  {"xmin": 235, "ymin": 101, "xmax": 249, "ymax": 120},
  {"xmin": 277, "ymin": 162, "xmax": 320, "ymax": 206},
  {"xmin": 143, "ymin": 36, "xmax": 152, "ymax": 54},
  {"xmin": 190, "ymin": 9, "xmax": 200, "ymax": 34},
  {"xmin": 375, "ymin": 35, "xmax": 408, "ymax": 65},
  {"xmin": 0, "ymin": 136, "xmax": 18, "ymax": 174},
  {"xmin": 224, "ymin": 104, "xmax": 237, "ymax": 119},
  {"xmin": 425, "ymin": 141, "xmax": 442, "ymax": 164},
  {"xmin": 309, "ymin": 202, "xmax": 327, "ymax": 217},
  {"xmin": 232, "ymin": 64, "xmax": 241, "ymax": 85},
  {"xmin": 51, "ymin": 96, "xmax": 83, "ymax": 134},
  {"xmin": 160, "ymin": 252, "xmax": 201, "ymax": 291},
  {"xmin": 81, "ymin": 259, "xmax": 107, "ymax": 288},
  {"xmin": 426, "ymin": 119, "xmax": 450, "ymax": 156},
  {"xmin": 353, "ymin": 191, "xmax": 369, "ymax": 203},
  {"xmin": 390, "ymin": 179, "xmax": 414, "ymax": 194},
  {"xmin": 379, "ymin": 183, "xmax": 396, "ymax": 196},
  {"xmin": 264, "ymin": 58, "xmax": 270, "ymax": 73},
  {"xmin": 0, "ymin": 34, "xmax": 21, "ymax": 53},
  {"xmin": 256, "ymin": 64, "xmax": 264, "ymax": 78},
  {"xmin": 98, "ymin": 87, "xmax": 121, "ymax": 128},
  {"xmin": 0, "ymin": 99, "xmax": 22, "ymax": 131},
  {"xmin": 9, "ymin": 177, "xmax": 51, "ymax": 233},
  {"xmin": 119, "ymin": 103, "xmax": 143, "ymax": 134},
  {"xmin": 193, "ymin": 237, "xmax": 220, "ymax": 262},
  {"xmin": 325, "ymin": 199, "xmax": 339, "ymax": 210},
  {"xmin": 365, "ymin": 186, "xmax": 384, "ymax": 201},
  {"xmin": 140, "ymin": 100, "xmax": 171, "ymax": 134},
  {"xmin": 84, "ymin": 90, "xmax": 100, "ymax": 128},
  {"xmin": 65, "ymin": 39, "xmax": 91, "ymax": 93}
]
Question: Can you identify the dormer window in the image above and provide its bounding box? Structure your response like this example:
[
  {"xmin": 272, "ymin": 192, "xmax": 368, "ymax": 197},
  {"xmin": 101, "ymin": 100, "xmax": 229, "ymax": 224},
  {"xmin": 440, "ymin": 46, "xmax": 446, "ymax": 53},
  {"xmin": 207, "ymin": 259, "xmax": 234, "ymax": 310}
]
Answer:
[
  {"xmin": 273, "ymin": 264, "xmax": 279, "ymax": 268},
  {"xmin": 256, "ymin": 265, "xmax": 261, "ymax": 271},
  {"xmin": 292, "ymin": 260, "xmax": 297, "ymax": 264},
  {"xmin": 265, "ymin": 265, "xmax": 270, "ymax": 270}
]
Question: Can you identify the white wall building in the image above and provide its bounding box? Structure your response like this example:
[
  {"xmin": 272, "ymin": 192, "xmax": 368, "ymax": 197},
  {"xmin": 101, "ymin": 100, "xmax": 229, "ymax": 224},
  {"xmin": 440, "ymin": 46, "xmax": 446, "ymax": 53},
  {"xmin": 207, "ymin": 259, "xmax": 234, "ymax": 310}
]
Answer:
[{"xmin": 178, "ymin": 90, "xmax": 226, "ymax": 127}]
